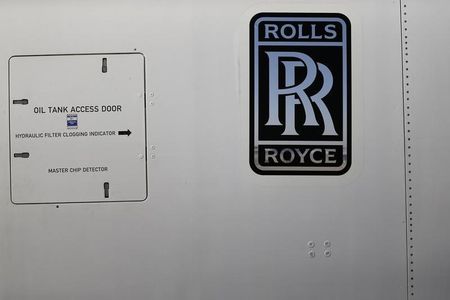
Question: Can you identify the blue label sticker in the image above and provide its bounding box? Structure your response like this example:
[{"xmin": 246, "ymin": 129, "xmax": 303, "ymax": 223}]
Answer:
[{"xmin": 67, "ymin": 114, "xmax": 78, "ymax": 129}]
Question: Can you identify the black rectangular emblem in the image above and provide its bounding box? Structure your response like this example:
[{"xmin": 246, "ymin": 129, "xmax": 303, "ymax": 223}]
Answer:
[{"xmin": 250, "ymin": 13, "xmax": 351, "ymax": 175}]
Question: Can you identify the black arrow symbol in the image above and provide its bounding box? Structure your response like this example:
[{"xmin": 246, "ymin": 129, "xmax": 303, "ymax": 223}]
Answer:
[{"xmin": 118, "ymin": 129, "xmax": 132, "ymax": 136}]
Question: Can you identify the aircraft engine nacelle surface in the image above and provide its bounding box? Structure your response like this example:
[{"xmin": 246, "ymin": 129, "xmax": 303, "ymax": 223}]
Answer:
[{"xmin": 0, "ymin": 0, "xmax": 448, "ymax": 299}]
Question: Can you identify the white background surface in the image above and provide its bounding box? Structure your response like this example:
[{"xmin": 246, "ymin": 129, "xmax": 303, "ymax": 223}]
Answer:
[
  {"xmin": 0, "ymin": 0, "xmax": 432, "ymax": 299},
  {"xmin": 403, "ymin": 0, "xmax": 450, "ymax": 299}
]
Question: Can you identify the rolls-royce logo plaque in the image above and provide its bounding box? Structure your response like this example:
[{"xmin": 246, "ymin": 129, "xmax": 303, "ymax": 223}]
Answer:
[{"xmin": 250, "ymin": 13, "xmax": 351, "ymax": 175}]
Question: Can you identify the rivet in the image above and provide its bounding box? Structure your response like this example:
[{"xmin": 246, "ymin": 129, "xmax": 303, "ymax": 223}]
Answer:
[
  {"xmin": 149, "ymin": 91, "xmax": 155, "ymax": 97},
  {"xmin": 149, "ymin": 101, "xmax": 154, "ymax": 106},
  {"xmin": 137, "ymin": 154, "xmax": 144, "ymax": 159},
  {"xmin": 151, "ymin": 145, "xmax": 156, "ymax": 150},
  {"xmin": 151, "ymin": 154, "xmax": 156, "ymax": 159}
]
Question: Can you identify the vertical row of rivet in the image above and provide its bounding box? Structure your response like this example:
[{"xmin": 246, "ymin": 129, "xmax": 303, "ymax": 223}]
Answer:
[{"xmin": 401, "ymin": 0, "xmax": 414, "ymax": 298}]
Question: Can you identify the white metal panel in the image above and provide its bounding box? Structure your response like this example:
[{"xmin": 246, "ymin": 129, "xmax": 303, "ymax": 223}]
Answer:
[
  {"xmin": 0, "ymin": 1, "xmax": 408, "ymax": 300},
  {"xmin": 9, "ymin": 53, "xmax": 147, "ymax": 204},
  {"xmin": 401, "ymin": 0, "xmax": 450, "ymax": 299}
]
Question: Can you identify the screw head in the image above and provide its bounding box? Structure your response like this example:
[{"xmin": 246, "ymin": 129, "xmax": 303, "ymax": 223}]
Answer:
[
  {"xmin": 307, "ymin": 241, "xmax": 315, "ymax": 248},
  {"xmin": 324, "ymin": 240, "xmax": 331, "ymax": 248},
  {"xmin": 324, "ymin": 250, "xmax": 331, "ymax": 257},
  {"xmin": 308, "ymin": 251, "xmax": 315, "ymax": 258}
]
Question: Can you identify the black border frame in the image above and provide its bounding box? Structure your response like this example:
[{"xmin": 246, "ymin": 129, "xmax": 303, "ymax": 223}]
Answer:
[{"xmin": 249, "ymin": 12, "xmax": 352, "ymax": 175}]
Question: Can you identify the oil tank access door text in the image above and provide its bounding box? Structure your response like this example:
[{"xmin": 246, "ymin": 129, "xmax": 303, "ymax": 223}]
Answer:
[{"xmin": 8, "ymin": 53, "xmax": 148, "ymax": 204}]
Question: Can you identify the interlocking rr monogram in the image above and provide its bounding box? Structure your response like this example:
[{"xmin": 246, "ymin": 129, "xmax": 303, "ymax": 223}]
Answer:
[{"xmin": 265, "ymin": 51, "xmax": 337, "ymax": 136}]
